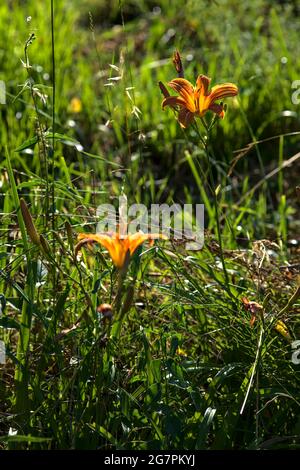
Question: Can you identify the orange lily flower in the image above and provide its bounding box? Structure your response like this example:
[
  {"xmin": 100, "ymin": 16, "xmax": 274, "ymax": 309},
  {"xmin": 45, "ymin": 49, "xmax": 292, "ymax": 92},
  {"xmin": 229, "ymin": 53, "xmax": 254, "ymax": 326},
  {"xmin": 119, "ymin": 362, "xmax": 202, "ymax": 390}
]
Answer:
[
  {"xmin": 161, "ymin": 74, "xmax": 238, "ymax": 128},
  {"xmin": 76, "ymin": 231, "xmax": 166, "ymax": 269}
]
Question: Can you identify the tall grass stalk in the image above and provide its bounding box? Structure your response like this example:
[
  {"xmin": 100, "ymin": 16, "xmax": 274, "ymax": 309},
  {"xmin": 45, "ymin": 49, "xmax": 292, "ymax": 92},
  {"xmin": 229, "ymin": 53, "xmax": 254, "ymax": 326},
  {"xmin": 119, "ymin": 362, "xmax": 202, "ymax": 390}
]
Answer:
[{"xmin": 6, "ymin": 147, "xmax": 34, "ymax": 431}]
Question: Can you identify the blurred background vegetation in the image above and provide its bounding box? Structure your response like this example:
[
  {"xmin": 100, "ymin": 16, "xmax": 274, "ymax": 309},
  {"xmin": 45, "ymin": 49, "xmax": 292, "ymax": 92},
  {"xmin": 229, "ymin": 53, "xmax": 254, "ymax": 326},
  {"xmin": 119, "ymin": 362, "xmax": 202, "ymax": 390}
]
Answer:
[{"xmin": 1, "ymin": 0, "xmax": 300, "ymax": 188}]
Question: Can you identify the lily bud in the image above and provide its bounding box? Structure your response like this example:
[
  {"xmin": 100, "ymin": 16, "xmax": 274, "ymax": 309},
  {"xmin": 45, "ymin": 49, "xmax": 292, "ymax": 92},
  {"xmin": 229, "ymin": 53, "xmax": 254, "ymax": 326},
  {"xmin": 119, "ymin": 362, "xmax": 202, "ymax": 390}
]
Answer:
[
  {"xmin": 173, "ymin": 50, "xmax": 184, "ymax": 78},
  {"xmin": 20, "ymin": 198, "xmax": 40, "ymax": 245},
  {"xmin": 97, "ymin": 303, "xmax": 113, "ymax": 322}
]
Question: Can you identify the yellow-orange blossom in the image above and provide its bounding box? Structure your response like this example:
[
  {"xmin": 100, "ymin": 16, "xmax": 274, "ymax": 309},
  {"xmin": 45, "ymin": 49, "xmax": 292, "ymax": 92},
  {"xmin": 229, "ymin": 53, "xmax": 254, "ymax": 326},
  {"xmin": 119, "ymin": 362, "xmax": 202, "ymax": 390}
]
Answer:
[
  {"xmin": 76, "ymin": 232, "xmax": 166, "ymax": 269},
  {"xmin": 162, "ymin": 75, "xmax": 238, "ymax": 128}
]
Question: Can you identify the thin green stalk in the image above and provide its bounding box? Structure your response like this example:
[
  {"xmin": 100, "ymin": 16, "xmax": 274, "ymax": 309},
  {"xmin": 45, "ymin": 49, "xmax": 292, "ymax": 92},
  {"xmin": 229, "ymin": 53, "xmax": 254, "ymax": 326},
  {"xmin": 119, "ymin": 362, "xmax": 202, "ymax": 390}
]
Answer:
[
  {"xmin": 240, "ymin": 323, "xmax": 264, "ymax": 416},
  {"xmin": 278, "ymin": 135, "xmax": 284, "ymax": 195},
  {"xmin": 111, "ymin": 257, "xmax": 130, "ymax": 339},
  {"xmin": 24, "ymin": 33, "xmax": 49, "ymax": 226},
  {"xmin": 194, "ymin": 121, "xmax": 232, "ymax": 297},
  {"xmin": 6, "ymin": 147, "xmax": 34, "ymax": 429},
  {"xmin": 50, "ymin": 0, "xmax": 57, "ymax": 306},
  {"xmin": 255, "ymin": 368, "xmax": 260, "ymax": 447},
  {"xmin": 205, "ymin": 144, "xmax": 231, "ymax": 293}
]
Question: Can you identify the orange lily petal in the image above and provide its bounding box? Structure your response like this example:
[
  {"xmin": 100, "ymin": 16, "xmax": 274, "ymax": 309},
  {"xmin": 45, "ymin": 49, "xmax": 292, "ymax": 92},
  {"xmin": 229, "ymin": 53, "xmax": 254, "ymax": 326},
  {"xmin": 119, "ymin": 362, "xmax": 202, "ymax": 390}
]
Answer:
[
  {"xmin": 208, "ymin": 102, "xmax": 225, "ymax": 119},
  {"xmin": 77, "ymin": 232, "xmax": 113, "ymax": 250},
  {"xmin": 103, "ymin": 236, "xmax": 126, "ymax": 268},
  {"xmin": 77, "ymin": 233, "xmax": 126, "ymax": 268},
  {"xmin": 209, "ymin": 83, "xmax": 238, "ymax": 103},
  {"xmin": 162, "ymin": 96, "xmax": 187, "ymax": 109},
  {"xmin": 168, "ymin": 78, "xmax": 196, "ymax": 112},
  {"xmin": 127, "ymin": 232, "xmax": 167, "ymax": 255},
  {"xmin": 168, "ymin": 78, "xmax": 194, "ymax": 95},
  {"xmin": 127, "ymin": 233, "xmax": 150, "ymax": 255},
  {"xmin": 195, "ymin": 75, "xmax": 211, "ymax": 96},
  {"xmin": 195, "ymin": 75, "xmax": 212, "ymax": 114},
  {"xmin": 178, "ymin": 107, "xmax": 195, "ymax": 128},
  {"xmin": 77, "ymin": 232, "xmax": 167, "ymax": 269}
]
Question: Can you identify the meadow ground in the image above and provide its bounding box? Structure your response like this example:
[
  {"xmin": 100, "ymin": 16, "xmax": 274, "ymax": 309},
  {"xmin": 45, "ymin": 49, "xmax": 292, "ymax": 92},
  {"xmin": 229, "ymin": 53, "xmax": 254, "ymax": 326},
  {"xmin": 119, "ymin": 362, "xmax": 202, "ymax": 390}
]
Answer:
[{"xmin": 0, "ymin": 0, "xmax": 300, "ymax": 450}]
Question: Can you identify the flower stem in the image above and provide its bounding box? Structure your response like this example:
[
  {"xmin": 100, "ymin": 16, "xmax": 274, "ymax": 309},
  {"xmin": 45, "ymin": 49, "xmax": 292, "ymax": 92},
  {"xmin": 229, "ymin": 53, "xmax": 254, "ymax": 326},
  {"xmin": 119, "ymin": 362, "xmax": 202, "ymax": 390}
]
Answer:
[{"xmin": 195, "ymin": 120, "xmax": 233, "ymax": 298}]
